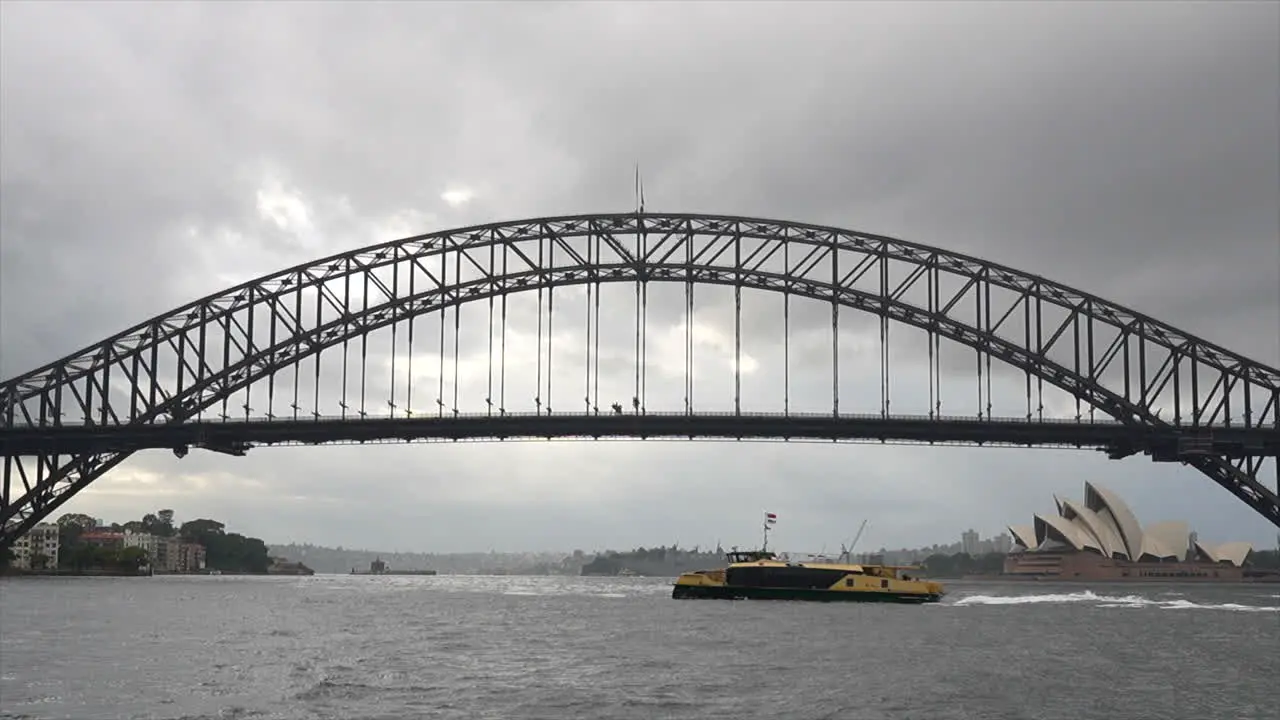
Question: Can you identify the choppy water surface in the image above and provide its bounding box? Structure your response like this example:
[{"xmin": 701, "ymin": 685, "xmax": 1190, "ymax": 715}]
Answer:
[{"xmin": 1, "ymin": 575, "xmax": 1276, "ymax": 720}]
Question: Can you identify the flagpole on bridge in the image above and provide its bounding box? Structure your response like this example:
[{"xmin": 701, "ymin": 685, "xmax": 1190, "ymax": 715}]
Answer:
[{"xmin": 763, "ymin": 511, "xmax": 777, "ymax": 552}]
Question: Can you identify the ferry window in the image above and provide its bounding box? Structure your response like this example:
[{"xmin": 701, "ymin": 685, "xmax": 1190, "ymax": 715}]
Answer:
[
  {"xmin": 880, "ymin": 579, "xmax": 889, "ymax": 589},
  {"xmin": 845, "ymin": 578, "xmax": 854, "ymax": 587}
]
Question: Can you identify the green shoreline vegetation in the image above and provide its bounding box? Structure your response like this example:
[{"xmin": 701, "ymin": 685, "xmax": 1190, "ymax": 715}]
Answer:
[
  {"xmin": 579, "ymin": 545, "xmax": 726, "ymax": 577},
  {"xmin": 1, "ymin": 509, "xmax": 272, "ymax": 575}
]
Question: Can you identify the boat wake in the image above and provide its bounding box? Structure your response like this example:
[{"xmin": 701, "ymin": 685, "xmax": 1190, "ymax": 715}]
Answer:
[{"xmin": 951, "ymin": 590, "xmax": 1279, "ymax": 612}]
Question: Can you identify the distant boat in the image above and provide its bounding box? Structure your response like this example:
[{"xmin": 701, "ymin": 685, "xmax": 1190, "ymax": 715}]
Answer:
[
  {"xmin": 267, "ymin": 557, "xmax": 315, "ymax": 576},
  {"xmin": 616, "ymin": 568, "xmax": 638, "ymax": 577},
  {"xmin": 349, "ymin": 557, "xmax": 437, "ymax": 576}
]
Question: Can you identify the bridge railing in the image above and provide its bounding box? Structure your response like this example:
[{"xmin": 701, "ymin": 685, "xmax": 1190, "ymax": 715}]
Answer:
[{"xmin": 4, "ymin": 409, "xmax": 1253, "ymax": 428}]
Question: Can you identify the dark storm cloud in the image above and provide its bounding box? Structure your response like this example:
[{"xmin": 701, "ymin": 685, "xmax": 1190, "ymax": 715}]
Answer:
[{"xmin": 2, "ymin": 1, "xmax": 1277, "ymax": 550}]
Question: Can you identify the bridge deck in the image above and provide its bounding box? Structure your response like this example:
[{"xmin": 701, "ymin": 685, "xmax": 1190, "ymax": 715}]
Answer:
[{"xmin": 3, "ymin": 413, "xmax": 1275, "ymax": 459}]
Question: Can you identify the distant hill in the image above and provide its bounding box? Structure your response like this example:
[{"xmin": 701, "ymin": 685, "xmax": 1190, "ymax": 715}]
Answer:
[
  {"xmin": 268, "ymin": 543, "xmax": 582, "ymax": 575},
  {"xmin": 267, "ymin": 542, "xmax": 731, "ymax": 576},
  {"xmin": 580, "ymin": 545, "xmax": 724, "ymax": 577}
]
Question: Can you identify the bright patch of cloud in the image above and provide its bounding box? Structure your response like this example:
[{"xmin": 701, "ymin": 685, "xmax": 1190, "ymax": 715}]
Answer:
[
  {"xmin": 82, "ymin": 467, "xmax": 268, "ymax": 498},
  {"xmin": 441, "ymin": 186, "xmax": 475, "ymax": 208},
  {"xmin": 368, "ymin": 208, "xmax": 438, "ymax": 243},
  {"xmin": 256, "ymin": 178, "xmax": 313, "ymax": 233},
  {"xmin": 650, "ymin": 316, "xmax": 762, "ymax": 377}
]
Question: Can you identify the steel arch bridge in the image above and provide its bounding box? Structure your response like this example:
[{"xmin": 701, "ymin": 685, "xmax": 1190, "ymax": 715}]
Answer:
[{"xmin": 2, "ymin": 212, "xmax": 1278, "ymax": 548}]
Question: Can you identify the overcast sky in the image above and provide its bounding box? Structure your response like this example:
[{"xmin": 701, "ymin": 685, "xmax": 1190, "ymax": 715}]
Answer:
[{"xmin": 2, "ymin": 1, "xmax": 1278, "ymax": 554}]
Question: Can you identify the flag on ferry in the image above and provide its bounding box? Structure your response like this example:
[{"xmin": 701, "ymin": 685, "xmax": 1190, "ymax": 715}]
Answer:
[{"xmin": 765, "ymin": 512, "xmax": 777, "ymax": 524}]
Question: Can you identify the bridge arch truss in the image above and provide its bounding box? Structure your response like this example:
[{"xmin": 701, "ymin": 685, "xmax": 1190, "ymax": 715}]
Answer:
[{"xmin": 2, "ymin": 212, "xmax": 1277, "ymax": 544}]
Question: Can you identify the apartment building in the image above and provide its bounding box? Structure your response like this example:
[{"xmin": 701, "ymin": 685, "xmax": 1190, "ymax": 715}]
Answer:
[
  {"xmin": 125, "ymin": 533, "xmax": 206, "ymax": 572},
  {"xmin": 9, "ymin": 523, "xmax": 60, "ymax": 570}
]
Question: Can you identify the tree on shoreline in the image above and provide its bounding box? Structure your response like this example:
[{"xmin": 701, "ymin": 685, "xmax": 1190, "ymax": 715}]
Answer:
[{"xmin": 179, "ymin": 518, "xmax": 269, "ymax": 572}]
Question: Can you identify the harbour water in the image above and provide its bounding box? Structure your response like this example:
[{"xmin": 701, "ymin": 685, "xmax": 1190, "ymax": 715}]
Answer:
[{"xmin": 1, "ymin": 575, "xmax": 1276, "ymax": 720}]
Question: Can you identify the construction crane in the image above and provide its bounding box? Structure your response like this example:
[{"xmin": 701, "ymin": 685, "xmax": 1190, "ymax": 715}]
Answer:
[{"xmin": 839, "ymin": 519, "xmax": 869, "ymax": 563}]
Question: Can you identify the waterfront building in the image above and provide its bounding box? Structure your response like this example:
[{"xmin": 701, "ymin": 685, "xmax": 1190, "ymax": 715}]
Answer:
[
  {"xmin": 960, "ymin": 529, "xmax": 980, "ymax": 556},
  {"xmin": 116, "ymin": 533, "xmax": 205, "ymax": 572},
  {"xmin": 175, "ymin": 541, "xmax": 206, "ymax": 572},
  {"xmin": 141, "ymin": 535, "xmax": 207, "ymax": 573},
  {"xmin": 123, "ymin": 531, "xmax": 160, "ymax": 568},
  {"xmin": 1005, "ymin": 481, "xmax": 1253, "ymax": 580},
  {"xmin": 10, "ymin": 523, "xmax": 59, "ymax": 570},
  {"xmin": 155, "ymin": 535, "xmax": 179, "ymax": 570}
]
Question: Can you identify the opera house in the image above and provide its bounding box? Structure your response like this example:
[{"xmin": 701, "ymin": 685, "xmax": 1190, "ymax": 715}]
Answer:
[{"xmin": 1004, "ymin": 481, "xmax": 1254, "ymax": 581}]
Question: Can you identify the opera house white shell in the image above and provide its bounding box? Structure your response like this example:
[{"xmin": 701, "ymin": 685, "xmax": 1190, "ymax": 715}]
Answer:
[{"xmin": 1007, "ymin": 481, "xmax": 1252, "ymax": 567}]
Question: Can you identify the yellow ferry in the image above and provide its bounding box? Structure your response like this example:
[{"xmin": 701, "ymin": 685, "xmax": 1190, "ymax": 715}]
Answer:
[
  {"xmin": 672, "ymin": 514, "xmax": 945, "ymax": 603},
  {"xmin": 672, "ymin": 550, "xmax": 945, "ymax": 603}
]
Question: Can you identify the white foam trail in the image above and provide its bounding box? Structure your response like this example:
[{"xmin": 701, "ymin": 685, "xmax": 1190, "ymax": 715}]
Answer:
[
  {"xmin": 953, "ymin": 590, "xmax": 1109, "ymax": 605},
  {"xmin": 952, "ymin": 590, "xmax": 1279, "ymax": 612}
]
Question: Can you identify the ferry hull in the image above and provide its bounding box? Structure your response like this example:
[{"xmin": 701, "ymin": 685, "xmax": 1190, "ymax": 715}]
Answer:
[{"xmin": 672, "ymin": 583, "xmax": 943, "ymax": 604}]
